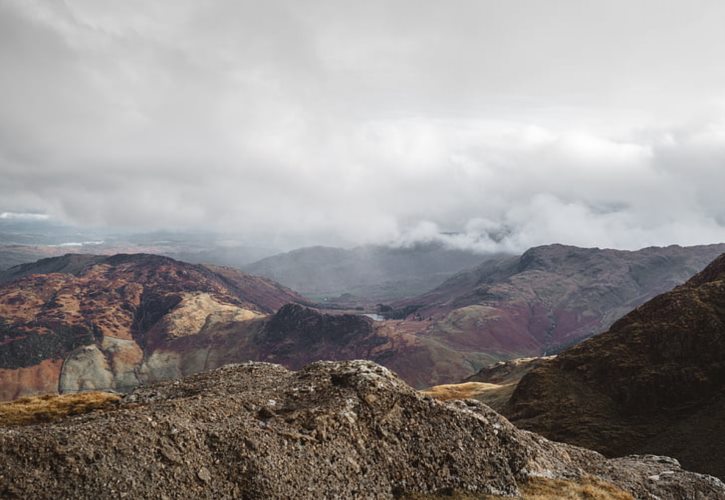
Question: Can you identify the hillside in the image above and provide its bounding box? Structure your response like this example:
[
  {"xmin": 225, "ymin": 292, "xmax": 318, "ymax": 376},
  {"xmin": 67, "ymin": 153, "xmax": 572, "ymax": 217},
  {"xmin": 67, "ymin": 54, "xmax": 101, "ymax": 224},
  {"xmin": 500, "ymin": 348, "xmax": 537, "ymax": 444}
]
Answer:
[
  {"xmin": 4, "ymin": 244, "xmax": 725, "ymax": 398},
  {"xmin": 0, "ymin": 252, "xmax": 501, "ymax": 396},
  {"xmin": 0, "ymin": 254, "xmax": 307, "ymax": 400},
  {"xmin": 243, "ymin": 242, "xmax": 490, "ymax": 302},
  {"xmin": 1, "ymin": 360, "xmax": 723, "ymax": 499},
  {"xmin": 389, "ymin": 243, "xmax": 725, "ymax": 361},
  {"xmin": 505, "ymin": 253, "xmax": 725, "ymax": 480}
]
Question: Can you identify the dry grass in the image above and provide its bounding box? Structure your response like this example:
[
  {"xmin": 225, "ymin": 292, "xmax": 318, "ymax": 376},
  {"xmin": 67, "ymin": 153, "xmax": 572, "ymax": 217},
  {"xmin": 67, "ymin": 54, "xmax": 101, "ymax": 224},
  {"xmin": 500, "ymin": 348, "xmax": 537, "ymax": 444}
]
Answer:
[
  {"xmin": 421, "ymin": 382, "xmax": 503, "ymax": 401},
  {"xmin": 403, "ymin": 476, "xmax": 633, "ymax": 499},
  {"xmin": 0, "ymin": 391, "xmax": 121, "ymax": 427},
  {"xmin": 420, "ymin": 381, "xmax": 517, "ymax": 411},
  {"xmin": 516, "ymin": 476, "xmax": 634, "ymax": 499}
]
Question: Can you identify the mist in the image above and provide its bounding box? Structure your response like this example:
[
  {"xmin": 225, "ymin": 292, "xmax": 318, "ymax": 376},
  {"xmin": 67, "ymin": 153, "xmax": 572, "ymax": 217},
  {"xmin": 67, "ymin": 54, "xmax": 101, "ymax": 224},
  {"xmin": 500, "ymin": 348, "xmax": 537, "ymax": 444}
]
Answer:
[{"xmin": 3, "ymin": 0, "xmax": 725, "ymax": 252}]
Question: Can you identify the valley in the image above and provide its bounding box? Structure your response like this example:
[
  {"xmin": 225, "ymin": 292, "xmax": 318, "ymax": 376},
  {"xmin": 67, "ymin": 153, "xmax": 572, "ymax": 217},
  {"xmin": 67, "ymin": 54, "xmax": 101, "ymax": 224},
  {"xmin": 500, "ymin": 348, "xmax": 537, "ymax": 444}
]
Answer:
[
  {"xmin": 3, "ymin": 243, "xmax": 725, "ymax": 399},
  {"xmin": 2, "ymin": 243, "xmax": 725, "ymax": 495},
  {"xmin": 5, "ymin": 2, "xmax": 725, "ymax": 496}
]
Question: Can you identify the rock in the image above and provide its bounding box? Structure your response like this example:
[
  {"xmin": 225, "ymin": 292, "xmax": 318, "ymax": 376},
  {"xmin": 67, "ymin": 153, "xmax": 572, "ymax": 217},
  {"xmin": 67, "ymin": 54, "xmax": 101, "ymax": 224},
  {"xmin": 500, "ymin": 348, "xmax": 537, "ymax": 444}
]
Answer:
[
  {"xmin": 59, "ymin": 345, "xmax": 114, "ymax": 393},
  {"xmin": 197, "ymin": 467, "xmax": 211, "ymax": 483},
  {"xmin": 0, "ymin": 360, "xmax": 722, "ymax": 499}
]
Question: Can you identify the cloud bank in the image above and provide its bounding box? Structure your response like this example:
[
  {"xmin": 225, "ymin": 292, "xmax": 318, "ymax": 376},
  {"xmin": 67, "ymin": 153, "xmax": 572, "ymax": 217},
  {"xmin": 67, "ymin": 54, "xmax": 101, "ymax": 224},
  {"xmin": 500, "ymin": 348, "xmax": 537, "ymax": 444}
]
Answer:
[{"xmin": 2, "ymin": 0, "xmax": 725, "ymax": 251}]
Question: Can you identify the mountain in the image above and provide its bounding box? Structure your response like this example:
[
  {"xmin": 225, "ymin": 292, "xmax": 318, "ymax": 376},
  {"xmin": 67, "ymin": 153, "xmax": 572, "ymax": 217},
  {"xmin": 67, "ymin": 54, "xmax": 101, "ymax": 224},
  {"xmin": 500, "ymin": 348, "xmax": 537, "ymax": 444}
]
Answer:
[
  {"xmin": 0, "ymin": 241, "xmax": 278, "ymax": 273},
  {"xmin": 113, "ymin": 301, "xmax": 497, "ymax": 392},
  {"xmin": 0, "ymin": 245, "xmax": 62, "ymax": 271},
  {"xmin": 161, "ymin": 245, "xmax": 278, "ymax": 268},
  {"xmin": 389, "ymin": 243, "xmax": 725, "ymax": 362},
  {"xmin": 0, "ymin": 252, "xmax": 499, "ymax": 397},
  {"xmin": 5, "ymin": 243, "xmax": 725, "ymax": 398},
  {"xmin": 243, "ymin": 243, "xmax": 491, "ymax": 302},
  {"xmin": 0, "ymin": 254, "xmax": 307, "ymax": 400},
  {"xmin": 2, "ymin": 360, "xmax": 723, "ymax": 499},
  {"xmin": 503, "ymin": 252, "xmax": 725, "ymax": 480}
]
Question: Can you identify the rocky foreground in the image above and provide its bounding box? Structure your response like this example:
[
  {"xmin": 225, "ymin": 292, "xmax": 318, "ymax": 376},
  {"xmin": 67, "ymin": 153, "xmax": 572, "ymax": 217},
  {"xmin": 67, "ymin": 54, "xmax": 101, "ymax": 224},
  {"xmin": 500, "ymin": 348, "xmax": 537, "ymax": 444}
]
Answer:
[{"xmin": 1, "ymin": 360, "xmax": 723, "ymax": 499}]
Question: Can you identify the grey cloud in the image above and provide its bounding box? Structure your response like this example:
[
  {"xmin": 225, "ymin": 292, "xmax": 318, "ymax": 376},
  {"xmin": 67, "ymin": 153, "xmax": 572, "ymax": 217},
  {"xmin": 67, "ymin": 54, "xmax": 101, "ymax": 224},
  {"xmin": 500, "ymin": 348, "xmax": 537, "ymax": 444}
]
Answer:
[{"xmin": 2, "ymin": 0, "xmax": 725, "ymax": 251}]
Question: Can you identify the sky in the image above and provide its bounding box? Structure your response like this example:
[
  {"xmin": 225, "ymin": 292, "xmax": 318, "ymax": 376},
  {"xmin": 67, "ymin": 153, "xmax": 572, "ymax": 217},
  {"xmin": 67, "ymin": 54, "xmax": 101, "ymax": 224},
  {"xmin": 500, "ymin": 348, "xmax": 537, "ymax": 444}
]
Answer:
[{"xmin": 3, "ymin": 0, "xmax": 725, "ymax": 252}]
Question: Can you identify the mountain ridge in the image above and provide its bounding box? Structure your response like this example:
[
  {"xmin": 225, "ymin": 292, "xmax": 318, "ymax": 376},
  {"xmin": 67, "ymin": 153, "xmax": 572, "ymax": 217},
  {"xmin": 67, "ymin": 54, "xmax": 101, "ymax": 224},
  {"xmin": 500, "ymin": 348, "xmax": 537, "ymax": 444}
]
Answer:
[
  {"xmin": 243, "ymin": 242, "xmax": 493, "ymax": 302},
  {"xmin": 2, "ymin": 243, "xmax": 725, "ymax": 399},
  {"xmin": 504, "ymin": 252, "xmax": 725, "ymax": 479},
  {"xmin": 0, "ymin": 253, "xmax": 308, "ymax": 400},
  {"xmin": 390, "ymin": 242, "xmax": 725, "ymax": 359}
]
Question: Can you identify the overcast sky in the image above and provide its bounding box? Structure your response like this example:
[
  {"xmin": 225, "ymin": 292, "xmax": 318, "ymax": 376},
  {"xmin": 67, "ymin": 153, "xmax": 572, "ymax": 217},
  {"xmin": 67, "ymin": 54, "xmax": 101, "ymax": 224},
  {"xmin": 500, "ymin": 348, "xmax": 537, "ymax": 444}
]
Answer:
[{"xmin": 3, "ymin": 0, "xmax": 725, "ymax": 251}]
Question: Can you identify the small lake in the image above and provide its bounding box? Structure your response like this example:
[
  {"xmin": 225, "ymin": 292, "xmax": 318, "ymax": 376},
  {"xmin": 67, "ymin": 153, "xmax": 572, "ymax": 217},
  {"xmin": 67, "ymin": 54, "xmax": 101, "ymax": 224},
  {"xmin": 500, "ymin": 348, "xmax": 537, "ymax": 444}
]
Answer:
[{"xmin": 363, "ymin": 313, "xmax": 385, "ymax": 321}]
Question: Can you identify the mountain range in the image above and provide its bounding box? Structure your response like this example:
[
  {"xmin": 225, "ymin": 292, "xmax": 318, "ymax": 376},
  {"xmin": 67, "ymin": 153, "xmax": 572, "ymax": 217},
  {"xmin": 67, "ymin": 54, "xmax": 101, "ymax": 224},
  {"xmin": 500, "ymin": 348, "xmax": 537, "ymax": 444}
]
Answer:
[
  {"xmin": 3, "ymin": 242, "xmax": 725, "ymax": 494},
  {"xmin": 390, "ymin": 243, "xmax": 725, "ymax": 360},
  {"xmin": 242, "ymin": 242, "xmax": 489, "ymax": 302},
  {"xmin": 2, "ymin": 243, "xmax": 725, "ymax": 399},
  {"xmin": 0, "ymin": 254, "xmax": 306, "ymax": 400},
  {"xmin": 500, "ymin": 252, "xmax": 725, "ymax": 480}
]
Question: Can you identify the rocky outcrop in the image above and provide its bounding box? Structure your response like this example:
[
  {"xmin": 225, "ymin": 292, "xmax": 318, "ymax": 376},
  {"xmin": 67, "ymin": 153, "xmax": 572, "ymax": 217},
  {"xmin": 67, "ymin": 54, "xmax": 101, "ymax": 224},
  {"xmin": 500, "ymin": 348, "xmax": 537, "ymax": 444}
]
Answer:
[
  {"xmin": 1, "ymin": 360, "xmax": 723, "ymax": 499},
  {"xmin": 505, "ymin": 253, "xmax": 725, "ymax": 480},
  {"xmin": 466, "ymin": 356, "xmax": 554, "ymax": 385}
]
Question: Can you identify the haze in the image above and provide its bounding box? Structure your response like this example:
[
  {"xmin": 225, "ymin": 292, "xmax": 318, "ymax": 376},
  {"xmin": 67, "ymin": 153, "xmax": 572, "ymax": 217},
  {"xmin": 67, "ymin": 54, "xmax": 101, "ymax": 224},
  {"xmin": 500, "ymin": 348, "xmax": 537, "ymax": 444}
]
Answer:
[{"xmin": 2, "ymin": 0, "xmax": 725, "ymax": 251}]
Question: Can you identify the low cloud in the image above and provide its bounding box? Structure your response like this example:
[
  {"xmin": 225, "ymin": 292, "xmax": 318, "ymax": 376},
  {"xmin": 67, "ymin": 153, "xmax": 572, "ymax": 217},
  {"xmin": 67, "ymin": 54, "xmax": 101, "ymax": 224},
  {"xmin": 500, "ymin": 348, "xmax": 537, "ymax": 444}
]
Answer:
[{"xmin": 2, "ymin": 1, "xmax": 725, "ymax": 252}]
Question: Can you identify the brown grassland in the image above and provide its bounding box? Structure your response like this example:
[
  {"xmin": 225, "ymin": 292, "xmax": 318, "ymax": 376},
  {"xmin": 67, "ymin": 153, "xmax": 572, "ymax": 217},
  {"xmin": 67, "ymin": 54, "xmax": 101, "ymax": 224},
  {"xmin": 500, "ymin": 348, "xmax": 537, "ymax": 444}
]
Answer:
[{"xmin": 0, "ymin": 391, "xmax": 120, "ymax": 426}]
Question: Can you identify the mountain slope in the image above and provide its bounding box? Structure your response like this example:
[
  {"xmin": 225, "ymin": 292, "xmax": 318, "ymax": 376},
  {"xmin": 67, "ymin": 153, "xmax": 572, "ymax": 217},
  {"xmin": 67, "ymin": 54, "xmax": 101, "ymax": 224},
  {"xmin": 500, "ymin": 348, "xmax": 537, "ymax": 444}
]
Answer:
[
  {"xmin": 0, "ymin": 254, "xmax": 308, "ymax": 400},
  {"xmin": 391, "ymin": 243, "xmax": 725, "ymax": 360},
  {"xmin": 4, "ymin": 244, "xmax": 725, "ymax": 398},
  {"xmin": 243, "ymin": 242, "xmax": 492, "ymax": 301},
  {"xmin": 2, "ymin": 360, "xmax": 723, "ymax": 499},
  {"xmin": 505, "ymin": 253, "xmax": 725, "ymax": 479},
  {"xmin": 0, "ymin": 252, "xmax": 498, "ymax": 396}
]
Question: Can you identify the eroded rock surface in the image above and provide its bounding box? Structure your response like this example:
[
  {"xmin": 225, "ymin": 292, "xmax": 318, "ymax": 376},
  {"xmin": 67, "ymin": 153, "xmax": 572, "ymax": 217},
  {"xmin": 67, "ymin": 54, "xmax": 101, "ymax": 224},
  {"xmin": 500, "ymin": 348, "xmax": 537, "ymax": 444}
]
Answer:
[{"xmin": 0, "ymin": 360, "xmax": 723, "ymax": 499}]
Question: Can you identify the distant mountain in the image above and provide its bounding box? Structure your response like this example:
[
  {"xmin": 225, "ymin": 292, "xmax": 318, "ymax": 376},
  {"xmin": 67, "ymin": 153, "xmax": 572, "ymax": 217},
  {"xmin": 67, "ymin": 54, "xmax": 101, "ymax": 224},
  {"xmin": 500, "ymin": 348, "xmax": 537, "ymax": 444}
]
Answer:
[
  {"xmin": 241, "ymin": 243, "xmax": 725, "ymax": 387},
  {"xmin": 0, "ymin": 242, "xmax": 279, "ymax": 272},
  {"xmin": 0, "ymin": 245, "xmax": 87, "ymax": 271},
  {"xmin": 391, "ymin": 243, "xmax": 725, "ymax": 361},
  {"xmin": 2, "ymin": 360, "xmax": 723, "ymax": 499},
  {"xmin": 0, "ymin": 254, "xmax": 307, "ymax": 400},
  {"xmin": 0, "ymin": 252, "xmax": 500, "ymax": 397},
  {"xmin": 505, "ymin": 252, "xmax": 725, "ymax": 480},
  {"xmin": 243, "ymin": 243, "xmax": 492, "ymax": 302},
  {"xmin": 4, "ymin": 244, "xmax": 725, "ymax": 398},
  {"xmin": 162, "ymin": 245, "xmax": 278, "ymax": 268}
]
